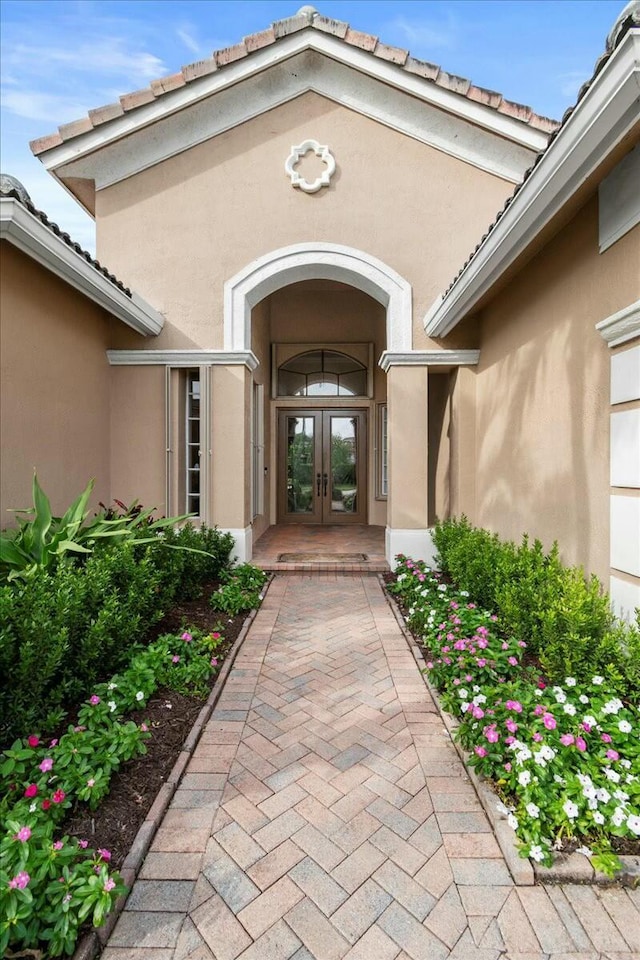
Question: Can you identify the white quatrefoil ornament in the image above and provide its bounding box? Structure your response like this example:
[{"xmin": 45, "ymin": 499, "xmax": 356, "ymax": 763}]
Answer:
[{"xmin": 285, "ymin": 139, "xmax": 336, "ymax": 194}]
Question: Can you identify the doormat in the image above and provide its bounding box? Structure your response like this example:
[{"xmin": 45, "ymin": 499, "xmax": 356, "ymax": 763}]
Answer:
[{"xmin": 278, "ymin": 553, "xmax": 368, "ymax": 562}]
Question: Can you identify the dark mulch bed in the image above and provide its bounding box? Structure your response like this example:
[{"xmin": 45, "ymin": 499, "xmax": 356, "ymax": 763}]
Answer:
[{"xmin": 62, "ymin": 581, "xmax": 249, "ymax": 872}]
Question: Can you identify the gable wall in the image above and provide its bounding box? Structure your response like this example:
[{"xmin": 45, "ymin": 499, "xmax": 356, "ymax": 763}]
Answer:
[
  {"xmin": 456, "ymin": 191, "xmax": 640, "ymax": 582},
  {"xmin": 96, "ymin": 92, "xmax": 516, "ymax": 352},
  {"xmin": 0, "ymin": 244, "xmax": 112, "ymax": 519}
]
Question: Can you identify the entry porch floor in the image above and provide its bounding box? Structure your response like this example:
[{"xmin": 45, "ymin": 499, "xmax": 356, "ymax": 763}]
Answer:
[{"xmin": 252, "ymin": 524, "xmax": 388, "ymax": 573}]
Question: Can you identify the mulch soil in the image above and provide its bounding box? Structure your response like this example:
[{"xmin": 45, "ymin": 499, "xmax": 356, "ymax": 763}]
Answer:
[{"xmin": 62, "ymin": 581, "xmax": 248, "ymax": 871}]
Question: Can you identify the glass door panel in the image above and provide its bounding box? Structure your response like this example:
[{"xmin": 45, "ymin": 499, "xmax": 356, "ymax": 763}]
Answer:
[
  {"xmin": 327, "ymin": 416, "xmax": 358, "ymax": 517},
  {"xmin": 279, "ymin": 412, "xmax": 322, "ymax": 522}
]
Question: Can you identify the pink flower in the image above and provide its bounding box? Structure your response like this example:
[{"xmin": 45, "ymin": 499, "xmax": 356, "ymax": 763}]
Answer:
[
  {"xmin": 41, "ymin": 799, "xmax": 51, "ymax": 811},
  {"xmin": 15, "ymin": 827, "xmax": 31, "ymax": 842},
  {"xmin": 533, "ymin": 732, "xmax": 543, "ymax": 742},
  {"xmin": 97, "ymin": 848, "xmax": 111, "ymax": 861},
  {"xmin": 49, "ymin": 739, "xmax": 58, "ymax": 747},
  {"xmin": 53, "ymin": 841, "xmax": 63, "ymax": 851},
  {"xmin": 9, "ymin": 871, "xmax": 30, "ymax": 889},
  {"xmin": 560, "ymin": 734, "xmax": 575, "ymax": 746},
  {"xmin": 39, "ymin": 757, "xmax": 53, "ymax": 773},
  {"xmin": 52, "ymin": 789, "xmax": 65, "ymax": 804},
  {"xmin": 89, "ymin": 695, "xmax": 100, "ymax": 706},
  {"xmin": 508, "ymin": 656, "xmax": 518, "ymax": 666},
  {"xmin": 87, "ymin": 779, "xmax": 95, "ymax": 788},
  {"xmin": 575, "ymin": 737, "xmax": 587, "ymax": 752},
  {"xmin": 601, "ymin": 733, "xmax": 612, "ymax": 743},
  {"xmin": 27, "ymin": 735, "xmax": 39, "ymax": 748},
  {"xmin": 477, "ymin": 638, "xmax": 488, "ymax": 649},
  {"xmin": 505, "ymin": 718, "xmax": 518, "ymax": 734},
  {"xmin": 506, "ymin": 700, "xmax": 522, "ymax": 713},
  {"xmin": 172, "ymin": 655, "xmax": 180, "ymax": 663},
  {"xmin": 538, "ymin": 680, "xmax": 546, "ymax": 689},
  {"xmin": 474, "ymin": 745, "xmax": 487, "ymax": 758},
  {"xmin": 518, "ymin": 640, "xmax": 527, "ymax": 648},
  {"xmin": 504, "ymin": 762, "xmax": 512, "ymax": 772},
  {"xmin": 471, "ymin": 706, "xmax": 485, "ymax": 719},
  {"xmin": 104, "ymin": 877, "xmax": 116, "ymax": 892},
  {"xmin": 534, "ymin": 704, "xmax": 544, "ymax": 716},
  {"xmin": 582, "ymin": 722, "xmax": 592, "ymax": 733},
  {"xmin": 543, "ymin": 714, "xmax": 556, "ymax": 730},
  {"xmin": 140, "ymin": 723, "xmax": 149, "ymax": 732},
  {"xmin": 484, "ymin": 726, "xmax": 500, "ymax": 743},
  {"xmin": 210, "ymin": 632, "xmax": 221, "ymax": 640},
  {"xmin": 477, "ymin": 658, "xmax": 487, "ymax": 668},
  {"xmin": 505, "ymin": 736, "xmax": 515, "ymax": 745},
  {"xmin": 78, "ymin": 839, "xmax": 89, "ymax": 848},
  {"xmin": 210, "ymin": 658, "xmax": 218, "ymax": 667},
  {"xmin": 502, "ymin": 642, "xmax": 509, "ymax": 650},
  {"xmin": 181, "ymin": 631, "xmax": 192, "ymax": 642},
  {"xmin": 24, "ymin": 784, "xmax": 38, "ymax": 798},
  {"xmin": 606, "ymin": 749, "xmax": 619, "ymax": 761}
]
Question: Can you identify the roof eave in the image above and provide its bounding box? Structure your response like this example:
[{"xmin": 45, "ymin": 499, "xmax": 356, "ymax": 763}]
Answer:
[
  {"xmin": 34, "ymin": 30, "xmax": 550, "ymax": 179},
  {"xmin": 0, "ymin": 198, "xmax": 164, "ymax": 336},
  {"xmin": 424, "ymin": 29, "xmax": 640, "ymax": 339}
]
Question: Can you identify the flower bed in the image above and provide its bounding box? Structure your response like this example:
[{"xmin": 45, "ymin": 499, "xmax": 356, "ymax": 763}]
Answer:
[{"xmin": 388, "ymin": 554, "xmax": 639, "ymax": 877}]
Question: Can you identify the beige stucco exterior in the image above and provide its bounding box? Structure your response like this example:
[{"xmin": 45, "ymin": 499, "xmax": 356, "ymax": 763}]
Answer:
[
  {"xmin": 0, "ymin": 243, "xmax": 112, "ymax": 517},
  {"xmin": 450, "ymin": 194, "xmax": 639, "ymax": 583}
]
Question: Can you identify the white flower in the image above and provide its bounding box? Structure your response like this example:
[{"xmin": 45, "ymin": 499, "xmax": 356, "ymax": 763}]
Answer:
[
  {"xmin": 611, "ymin": 807, "xmax": 626, "ymax": 827},
  {"xmin": 588, "ymin": 798, "xmax": 598, "ymax": 810},
  {"xmin": 553, "ymin": 774, "xmax": 565, "ymax": 785},
  {"xmin": 565, "ymin": 677, "xmax": 577, "ymax": 687},
  {"xmin": 627, "ymin": 814, "xmax": 640, "ymax": 835},
  {"xmin": 136, "ymin": 691, "xmax": 144, "ymax": 702},
  {"xmin": 563, "ymin": 703, "xmax": 577, "ymax": 716},
  {"xmin": 553, "ymin": 687, "xmax": 567, "ymax": 704},
  {"xmin": 529, "ymin": 844, "xmax": 545, "ymax": 862},
  {"xmin": 539, "ymin": 745, "xmax": 556, "ymax": 761},
  {"xmin": 526, "ymin": 802, "xmax": 540, "ymax": 819},
  {"xmin": 563, "ymin": 800, "xmax": 579, "ymax": 820},
  {"xmin": 578, "ymin": 694, "xmax": 589, "ymax": 704},
  {"xmin": 507, "ymin": 813, "xmax": 519, "ymax": 830},
  {"xmin": 605, "ymin": 768, "xmax": 621, "ymax": 783},
  {"xmin": 460, "ymin": 590, "xmax": 469, "ymax": 597},
  {"xmin": 108, "ymin": 701, "xmax": 117, "ymax": 713},
  {"xmin": 108, "ymin": 682, "xmax": 118, "ymax": 690},
  {"xmin": 618, "ymin": 720, "xmax": 632, "ymax": 733},
  {"xmin": 596, "ymin": 788, "xmax": 611, "ymax": 803},
  {"xmin": 29, "ymin": 802, "xmax": 37, "ymax": 813},
  {"xmin": 458, "ymin": 689, "xmax": 469, "ymax": 699},
  {"xmin": 620, "ymin": 759, "xmax": 631, "ymax": 770},
  {"xmin": 534, "ymin": 688, "xmax": 544, "ymax": 697},
  {"xmin": 592, "ymin": 675, "xmax": 604, "ymax": 685},
  {"xmin": 515, "ymin": 747, "xmax": 533, "ymax": 765},
  {"xmin": 577, "ymin": 773, "xmax": 593, "ymax": 787},
  {"xmin": 437, "ymin": 584, "xmax": 447, "ymax": 592},
  {"xmin": 518, "ymin": 771, "xmax": 532, "ymax": 787},
  {"xmin": 602, "ymin": 698, "xmax": 624, "ymax": 715},
  {"xmin": 533, "ymin": 751, "xmax": 548, "ymax": 767},
  {"xmin": 593, "ymin": 811, "xmax": 605, "ymax": 825},
  {"xmin": 396, "ymin": 574, "xmax": 406, "ymax": 582},
  {"xmin": 582, "ymin": 785, "xmax": 597, "ymax": 800},
  {"xmin": 472, "ymin": 685, "xmax": 481, "ymax": 693},
  {"xmin": 473, "ymin": 694, "xmax": 487, "ymax": 705},
  {"xmin": 613, "ymin": 789, "xmax": 629, "ymax": 802}
]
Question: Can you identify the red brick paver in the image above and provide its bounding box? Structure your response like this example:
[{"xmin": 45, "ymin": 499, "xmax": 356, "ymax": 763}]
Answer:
[{"xmin": 104, "ymin": 575, "xmax": 640, "ymax": 960}]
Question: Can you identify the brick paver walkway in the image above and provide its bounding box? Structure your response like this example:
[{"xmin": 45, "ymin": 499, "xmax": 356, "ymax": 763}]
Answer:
[{"xmin": 104, "ymin": 575, "xmax": 640, "ymax": 960}]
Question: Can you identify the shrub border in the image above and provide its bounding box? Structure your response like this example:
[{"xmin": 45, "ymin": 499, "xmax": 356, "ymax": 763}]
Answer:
[
  {"xmin": 72, "ymin": 577, "xmax": 272, "ymax": 960},
  {"xmin": 379, "ymin": 575, "xmax": 640, "ymax": 889}
]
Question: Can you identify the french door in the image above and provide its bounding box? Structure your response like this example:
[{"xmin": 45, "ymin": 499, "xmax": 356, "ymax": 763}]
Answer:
[{"xmin": 278, "ymin": 410, "xmax": 367, "ymax": 523}]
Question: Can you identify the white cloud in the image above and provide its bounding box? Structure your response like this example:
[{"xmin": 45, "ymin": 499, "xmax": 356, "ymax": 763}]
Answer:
[
  {"xmin": 1, "ymin": 89, "xmax": 94, "ymax": 124},
  {"xmin": 3, "ymin": 38, "xmax": 165, "ymax": 83},
  {"xmin": 176, "ymin": 25, "xmax": 202, "ymax": 57},
  {"xmin": 387, "ymin": 13, "xmax": 459, "ymax": 52}
]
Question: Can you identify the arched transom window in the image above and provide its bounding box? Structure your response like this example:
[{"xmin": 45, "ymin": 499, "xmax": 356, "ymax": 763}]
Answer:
[{"xmin": 277, "ymin": 350, "xmax": 367, "ymax": 397}]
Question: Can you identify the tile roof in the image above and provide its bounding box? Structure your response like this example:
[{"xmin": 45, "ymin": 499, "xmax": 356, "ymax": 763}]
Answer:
[
  {"xmin": 0, "ymin": 174, "xmax": 132, "ymax": 297},
  {"xmin": 30, "ymin": 5, "xmax": 558, "ymax": 157},
  {"xmin": 439, "ymin": 1, "xmax": 640, "ymax": 302}
]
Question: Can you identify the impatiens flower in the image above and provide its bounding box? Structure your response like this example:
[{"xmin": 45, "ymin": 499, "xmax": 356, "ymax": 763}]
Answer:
[
  {"xmin": 505, "ymin": 718, "xmax": 518, "ymax": 733},
  {"xmin": 563, "ymin": 704, "xmax": 576, "ymax": 716},
  {"xmin": 507, "ymin": 813, "xmax": 518, "ymax": 830},
  {"xmin": 504, "ymin": 762, "xmax": 512, "ymax": 772},
  {"xmin": 97, "ymin": 848, "xmax": 111, "ymax": 861},
  {"xmin": 593, "ymin": 811, "xmax": 605, "ymax": 825},
  {"xmin": 172, "ymin": 655, "xmax": 180, "ymax": 664},
  {"xmin": 52, "ymin": 789, "xmax": 65, "ymax": 804},
  {"xmin": 140, "ymin": 723, "xmax": 149, "ymax": 732},
  {"xmin": 575, "ymin": 737, "xmax": 587, "ymax": 752},
  {"xmin": 41, "ymin": 799, "xmax": 51, "ymax": 811},
  {"xmin": 529, "ymin": 845, "xmax": 545, "ymax": 862},
  {"xmin": 508, "ymin": 656, "xmax": 518, "ymax": 666},
  {"xmin": 181, "ymin": 631, "xmax": 192, "ymax": 642},
  {"xmin": 543, "ymin": 713, "xmax": 556, "ymax": 730},
  {"xmin": 565, "ymin": 677, "xmax": 576, "ymax": 686},
  {"xmin": 27, "ymin": 735, "xmax": 39, "ymax": 747},
  {"xmin": 563, "ymin": 800, "xmax": 579, "ymax": 820},
  {"xmin": 53, "ymin": 841, "xmax": 63, "ymax": 851},
  {"xmin": 104, "ymin": 878, "xmax": 116, "ymax": 892},
  {"xmin": 518, "ymin": 771, "xmax": 532, "ymax": 787},
  {"xmin": 618, "ymin": 720, "xmax": 632, "ymax": 733},
  {"xmin": 484, "ymin": 726, "xmax": 500, "ymax": 743},
  {"xmin": 49, "ymin": 738, "xmax": 58, "ymax": 747},
  {"xmin": 533, "ymin": 732, "xmax": 543, "ymax": 742},
  {"xmin": 78, "ymin": 839, "xmax": 89, "ymax": 848},
  {"xmin": 505, "ymin": 700, "xmax": 522, "ymax": 713},
  {"xmin": 560, "ymin": 733, "xmax": 574, "ymax": 746},
  {"xmin": 8, "ymin": 871, "xmax": 30, "ymax": 889},
  {"xmin": 108, "ymin": 701, "xmax": 117, "ymax": 712},
  {"xmin": 89, "ymin": 695, "xmax": 100, "ymax": 706},
  {"xmin": 211, "ymin": 632, "xmax": 221, "ymax": 640},
  {"xmin": 606, "ymin": 750, "xmax": 620, "ymax": 761},
  {"xmin": 526, "ymin": 803, "xmax": 540, "ymax": 819},
  {"xmin": 15, "ymin": 826, "xmax": 31, "ymax": 842},
  {"xmin": 24, "ymin": 784, "xmax": 38, "ymax": 798},
  {"xmin": 627, "ymin": 814, "xmax": 640, "ymax": 835},
  {"xmin": 136, "ymin": 691, "xmax": 144, "ymax": 701},
  {"xmin": 591, "ymin": 675, "xmax": 604, "ymax": 685},
  {"xmin": 611, "ymin": 807, "xmax": 625, "ymax": 827},
  {"xmin": 474, "ymin": 745, "xmax": 487, "ymax": 758},
  {"xmin": 211, "ymin": 658, "xmax": 219, "ymax": 667}
]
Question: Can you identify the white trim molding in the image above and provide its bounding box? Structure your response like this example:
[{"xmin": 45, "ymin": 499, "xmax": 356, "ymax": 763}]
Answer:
[
  {"xmin": 596, "ymin": 299, "xmax": 640, "ymax": 347},
  {"xmin": 222, "ymin": 525, "xmax": 253, "ymax": 564},
  {"xmin": 386, "ymin": 527, "xmax": 438, "ymax": 569},
  {"xmin": 285, "ymin": 139, "xmax": 336, "ymax": 193},
  {"xmin": 0, "ymin": 197, "xmax": 163, "ymax": 336},
  {"xmin": 424, "ymin": 29, "xmax": 640, "ymax": 338},
  {"xmin": 379, "ymin": 349, "xmax": 480, "ymax": 371},
  {"xmin": 40, "ymin": 34, "xmax": 546, "ymax": 199},
  {"xmin": 224, "ymin": 242, "xmax": 412, "ymax": 352},
  {"xmin": 107, "ymin": 349, "xmax": 259, "ymax": 369}
]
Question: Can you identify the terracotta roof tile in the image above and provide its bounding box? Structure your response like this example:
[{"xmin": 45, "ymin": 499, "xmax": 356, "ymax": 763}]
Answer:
[
  {"xmin": 30, "ymin": 5, "xmax": 561, "ymax": 157},
  {"xmin": 1, "ymin": 179, "xmax": 132, "ymax": 297},
  {"xmin": 343, "ymin": 27, "xmax": 378, "ymax": 52}
]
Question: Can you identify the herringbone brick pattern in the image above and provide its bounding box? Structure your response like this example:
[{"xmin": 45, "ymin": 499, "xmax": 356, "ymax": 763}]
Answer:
[{"xmin": 104, "ymin": 575, "xmax": 640, "ymax": 960}]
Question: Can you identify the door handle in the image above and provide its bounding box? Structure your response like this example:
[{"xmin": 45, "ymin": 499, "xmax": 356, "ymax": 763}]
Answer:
[
  {"xmin": 316, "ymin": 473, "xmax": 321, "ymax": 496},
  {"xmin": 323, "ymin": 473, "xmax": 328, "ymax": 496}
]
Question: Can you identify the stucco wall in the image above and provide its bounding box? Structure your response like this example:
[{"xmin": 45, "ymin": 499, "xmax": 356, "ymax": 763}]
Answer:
[
  {"xmin": 109, "ymin": 365, "xmax": 166, "ymax": 512},
  {"xmin": 459, "ymin": 195, "xmax": 640, "ymax": 582},
  {"xmin": 96, "ymin": 92, "xmax": 515, "ymax": 354},
  {"xmin": 0, "ymin": 244, "xmax": 111, "ymax": 521}
]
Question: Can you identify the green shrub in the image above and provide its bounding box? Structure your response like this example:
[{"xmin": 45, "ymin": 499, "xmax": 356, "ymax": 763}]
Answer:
[
  {"xmin": 432, "ymin": 516, "xmax": 638, "ymax": 696},
  {"xmin": 210, "ymin": 564, "xmax": 267, "ymax": 616},
  {"xmin": 162, "ymin": 523, "xmax": 235, "ymax": 599}
]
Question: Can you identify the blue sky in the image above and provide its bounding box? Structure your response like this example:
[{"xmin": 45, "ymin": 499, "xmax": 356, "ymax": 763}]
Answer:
[{"xmin": 0, "ymin": 0, "xmax": 625, "ymax": 251}]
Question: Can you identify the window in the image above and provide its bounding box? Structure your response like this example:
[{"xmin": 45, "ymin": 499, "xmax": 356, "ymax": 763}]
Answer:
[
  {"xmin": 185, "ymin": 370, "xmax": 201, "ymax": 515},
  {"xmin": 378, "ymin": 403, "xmax": 388, "ymax": 498},
  {"xmin": 277, "ymin": 350, "xmax": 367, "ymax": 397},
  {"xmin": 252, "ymin": 382, "xmax": 264, "ymax": 518}
]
